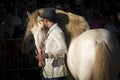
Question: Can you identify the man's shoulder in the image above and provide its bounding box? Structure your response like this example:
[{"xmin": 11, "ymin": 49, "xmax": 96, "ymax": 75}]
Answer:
[{"xmin": 53, "ymin": 26, "xmax": 63, "ymax": 33}]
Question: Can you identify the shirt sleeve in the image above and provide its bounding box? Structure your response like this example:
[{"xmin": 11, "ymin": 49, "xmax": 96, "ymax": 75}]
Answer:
[
  {"xmin": 47, "ymin": 29, "xmax": 67, "ymax": 58},
  {"xmin": 48, "ymin": 29, "xmax": 67, "ymax": 58}
]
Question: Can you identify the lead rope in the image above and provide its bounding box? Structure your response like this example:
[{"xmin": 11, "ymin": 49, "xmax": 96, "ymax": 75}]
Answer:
[{"xmin": 35, "ymin": 46, "xmax": 47, "ymax": 80}]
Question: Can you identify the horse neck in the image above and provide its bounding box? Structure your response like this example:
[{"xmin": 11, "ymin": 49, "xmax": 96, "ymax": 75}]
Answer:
[
  {"xmin": 33, "ymin": 29, "xmax": 46, "ymax": 51},
  {"xmin": 38, "ymin": 30, "xmax": 47, "ymax": 49}
]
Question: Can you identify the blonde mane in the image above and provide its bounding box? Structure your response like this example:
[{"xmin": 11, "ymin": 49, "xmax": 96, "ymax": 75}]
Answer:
[{"xmin": 25, "ymin": 8, "xmax": 90, "ymax": 47}]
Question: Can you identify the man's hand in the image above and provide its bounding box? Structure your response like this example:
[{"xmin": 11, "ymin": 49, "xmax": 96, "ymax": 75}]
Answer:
[
  {"xmin": 38, "ymin": 60, "xmax": 45, "ymax": 67},
  {"xmin": 35, "ymin": 52, "xmax": 45, "ymax": 61},
  {"xmin": 35, "ymin": 50, "xmax": 46, "ymax": 67}
]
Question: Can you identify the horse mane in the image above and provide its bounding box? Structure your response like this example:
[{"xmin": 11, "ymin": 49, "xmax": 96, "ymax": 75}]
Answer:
[
  {"xmin": 24, "ymin": 11, "xmax": 37, "ymax": 40},
  {"xmin": 25, "ymin": 8, "xmax": 90, "ymax": 47}
]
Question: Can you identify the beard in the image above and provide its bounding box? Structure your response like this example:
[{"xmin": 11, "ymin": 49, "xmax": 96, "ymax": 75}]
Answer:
[
  {"xmin": 44, "ymin": 23, "xmax": 49, "ymax": 30},
  {"xmin": 44, "ymin": 25, "xmax": 48, "ymax": 28}
]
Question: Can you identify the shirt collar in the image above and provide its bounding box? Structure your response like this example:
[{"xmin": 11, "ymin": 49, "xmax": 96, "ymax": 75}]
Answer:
[
  {"xmin": 46, "ymin": 23, "xmax": 57, "ymax": 36},
  {"xmin": 49, "ymin": 23, "xmax": 57, "ymax": 31}
]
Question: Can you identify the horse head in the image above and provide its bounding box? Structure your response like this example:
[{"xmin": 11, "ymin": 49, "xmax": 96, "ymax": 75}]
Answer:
[{"xmin": 25, "ymin": 11, "xmax": 47, "ymax": 53}]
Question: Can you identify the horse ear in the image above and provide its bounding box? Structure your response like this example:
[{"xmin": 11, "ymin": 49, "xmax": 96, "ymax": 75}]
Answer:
[{"xmin": 27, "ymin": 11, "xmax": 31, "ymax": 18}]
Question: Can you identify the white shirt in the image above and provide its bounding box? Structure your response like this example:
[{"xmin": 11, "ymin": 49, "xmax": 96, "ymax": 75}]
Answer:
[{"xmin": 43, "ymin": 23, "xmax": 68, "ymax": 78}]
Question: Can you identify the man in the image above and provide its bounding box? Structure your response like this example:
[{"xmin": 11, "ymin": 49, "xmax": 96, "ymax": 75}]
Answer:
[{"xmin": 36, "ymin": 8, "xmax": 68, "ymax": 80}]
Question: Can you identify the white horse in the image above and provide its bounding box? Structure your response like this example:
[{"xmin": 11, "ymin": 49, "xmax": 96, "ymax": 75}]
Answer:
[{"xmin": 25, "ymin": 9, "xmax": 120, "ymax": 80}]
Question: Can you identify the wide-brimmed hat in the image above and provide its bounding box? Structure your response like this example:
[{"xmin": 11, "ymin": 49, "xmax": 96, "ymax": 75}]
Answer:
[{"xmin": 42, "ymin": 8, "xmax": 56, "ymax": 19}]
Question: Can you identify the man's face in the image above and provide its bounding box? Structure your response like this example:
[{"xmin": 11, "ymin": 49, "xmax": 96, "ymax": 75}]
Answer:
[{"xmin": 43, "ymin": 19, "xmax": 48, "ymax": 28}]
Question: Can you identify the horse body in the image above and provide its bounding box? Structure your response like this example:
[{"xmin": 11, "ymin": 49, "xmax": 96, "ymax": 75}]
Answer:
[
  {"xmin": 25, "ymin": 9, "xmax": 120, "ymax": 80},
  {"xmin": 67, "ymin": 29, "xmax": 120, "ymax": 80}
]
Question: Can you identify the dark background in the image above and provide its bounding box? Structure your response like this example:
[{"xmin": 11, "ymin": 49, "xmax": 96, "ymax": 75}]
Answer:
[{"xmin": 0, "ymin": 0, "xmax": 120, "ymax": 80}]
